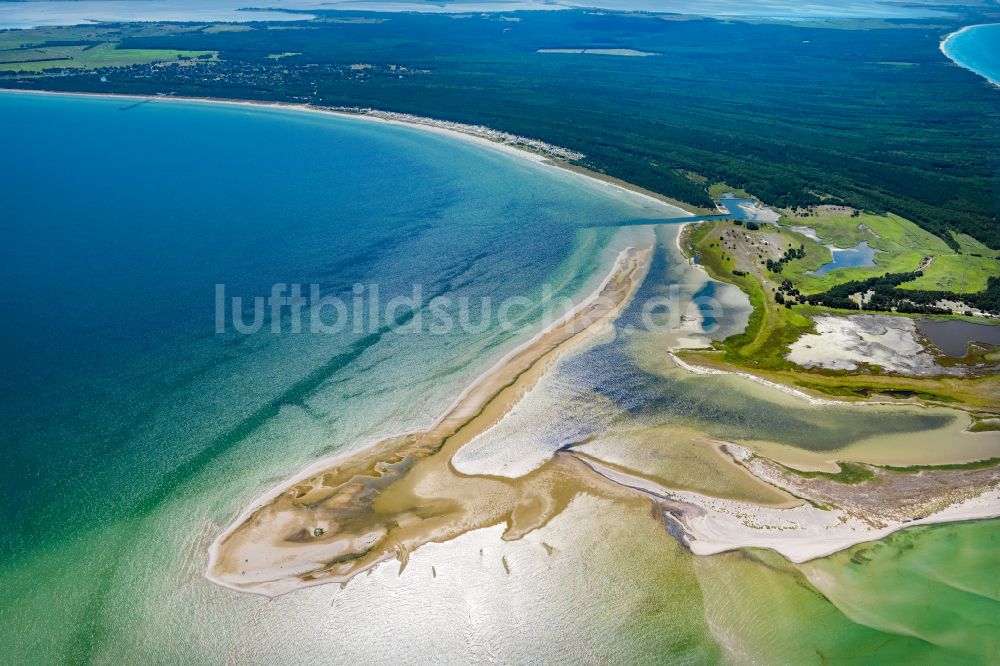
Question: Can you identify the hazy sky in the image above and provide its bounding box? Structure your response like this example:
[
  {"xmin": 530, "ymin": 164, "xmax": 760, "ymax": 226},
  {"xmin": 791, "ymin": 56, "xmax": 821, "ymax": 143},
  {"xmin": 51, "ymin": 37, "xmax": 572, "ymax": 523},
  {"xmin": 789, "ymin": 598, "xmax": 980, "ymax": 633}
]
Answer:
[{"xmin": 0, "ymin": 0, "xmax": 964, "ymax": 30}]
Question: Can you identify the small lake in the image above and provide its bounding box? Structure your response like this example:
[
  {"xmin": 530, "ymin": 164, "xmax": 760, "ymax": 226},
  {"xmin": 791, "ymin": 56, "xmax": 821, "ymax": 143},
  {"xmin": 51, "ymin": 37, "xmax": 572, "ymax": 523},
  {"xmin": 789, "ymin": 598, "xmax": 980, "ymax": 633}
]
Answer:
[
  {"xmin": 917, "ymin": 319, "xmax": 1000, "ymax": 357},
  {"xmin": 809, "ymin": 240, "xmax": 876, "ymax": 276}
]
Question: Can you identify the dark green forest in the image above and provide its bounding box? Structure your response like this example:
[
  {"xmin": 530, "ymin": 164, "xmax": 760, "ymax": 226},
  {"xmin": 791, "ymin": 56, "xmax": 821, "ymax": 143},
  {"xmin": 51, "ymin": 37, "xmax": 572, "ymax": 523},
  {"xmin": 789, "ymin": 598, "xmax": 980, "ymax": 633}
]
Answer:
[{"xmin": 5, "ymin": 11, "xmax": 998, "ymax": 247}]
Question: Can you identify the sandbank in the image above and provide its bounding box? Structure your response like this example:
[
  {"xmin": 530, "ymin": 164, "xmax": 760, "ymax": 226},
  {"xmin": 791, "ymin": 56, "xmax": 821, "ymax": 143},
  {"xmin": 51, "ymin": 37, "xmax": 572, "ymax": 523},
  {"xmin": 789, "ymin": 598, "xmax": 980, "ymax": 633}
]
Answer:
[
  {"xmin": 206, "ymin": 245, "xmax": 653, "ymax": 595},
  {"xmin": 580, "ymin": 446, "xmax": 1000, "ymax": 563}
]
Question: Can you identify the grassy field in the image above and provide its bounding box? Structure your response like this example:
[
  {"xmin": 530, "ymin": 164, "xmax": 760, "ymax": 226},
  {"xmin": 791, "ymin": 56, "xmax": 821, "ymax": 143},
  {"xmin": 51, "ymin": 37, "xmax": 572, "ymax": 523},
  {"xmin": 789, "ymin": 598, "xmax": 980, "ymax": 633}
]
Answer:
[
  {"xmin": 683, "ymin": 215, "xmax": 1000, "ymax": 408},
  {"xmin": 685, "ymin": 220, "xmax": 816, "ymax": 370},
  {"xmin": 778, "ymin": 208, "xmax": 1000, "ymax": 293},
  {"xmin": 0, "ymin": 44, "xmax": 217, "ymax": 73},
  {"xmin": 951, "ymin": 231, "xmax": 999, "ymax": 256},
  {"xmin": 0, "ymin": 26, "xmax": 217, "ymax": 73},
  {"xmin": 707, "ymin": 182, "xmax": 756, "ymax": 201},
  {"xmin": 905, "ymin": 254, "xmax": 1000, "ymax": 293}
]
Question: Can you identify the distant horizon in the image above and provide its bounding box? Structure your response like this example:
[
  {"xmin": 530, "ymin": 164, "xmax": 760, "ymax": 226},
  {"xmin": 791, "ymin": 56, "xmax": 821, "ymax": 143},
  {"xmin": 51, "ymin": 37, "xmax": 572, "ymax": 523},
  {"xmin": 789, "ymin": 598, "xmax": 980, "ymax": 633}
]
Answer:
[{"xmin": 0, "ymin": 0, "xmax": 959, "ymax": 30}]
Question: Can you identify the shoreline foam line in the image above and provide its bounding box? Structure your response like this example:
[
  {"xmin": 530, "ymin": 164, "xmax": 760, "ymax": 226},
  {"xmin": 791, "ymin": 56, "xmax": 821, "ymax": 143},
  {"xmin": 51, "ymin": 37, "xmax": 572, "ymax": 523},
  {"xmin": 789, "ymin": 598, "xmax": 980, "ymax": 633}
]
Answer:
[
  {"xmin": 940, "ymin": 23, "xmax": 1000, "ymax": 88},
  {"xmin": 0, "ymin": 89, "xmax": 694, "ymax": 217}
]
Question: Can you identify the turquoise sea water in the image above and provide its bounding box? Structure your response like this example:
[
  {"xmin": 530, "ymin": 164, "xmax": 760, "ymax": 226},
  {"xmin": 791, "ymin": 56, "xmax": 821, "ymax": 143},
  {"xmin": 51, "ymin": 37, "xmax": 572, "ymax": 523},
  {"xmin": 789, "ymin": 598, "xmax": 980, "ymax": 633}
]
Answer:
[
  {"xmin": 1, "ymin": 92, "xmax": 997, "ymax": 663},
  {"xmin": 943, "ymin": 24, "xmax": 1000, "ymax": 88}
]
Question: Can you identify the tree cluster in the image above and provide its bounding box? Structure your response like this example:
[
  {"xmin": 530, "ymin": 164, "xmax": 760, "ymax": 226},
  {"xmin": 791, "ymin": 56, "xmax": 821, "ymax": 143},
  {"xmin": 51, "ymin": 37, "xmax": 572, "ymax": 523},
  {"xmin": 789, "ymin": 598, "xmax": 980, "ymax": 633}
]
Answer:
[
  {"xmin": 765, "ymin": 245, "xmax": 806, "ymax": 274},
  {"xmin": 803, "ymin": 272, "xmax": 1000, "ymax": 315}
]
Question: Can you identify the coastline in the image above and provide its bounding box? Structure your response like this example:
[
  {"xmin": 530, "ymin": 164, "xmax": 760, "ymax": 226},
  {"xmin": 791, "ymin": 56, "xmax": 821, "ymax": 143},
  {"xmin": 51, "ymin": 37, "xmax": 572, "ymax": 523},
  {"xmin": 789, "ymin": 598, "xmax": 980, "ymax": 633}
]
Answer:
[
  {"xmin": 668, "ymin": 352, "xmax": 843, "ymax": 406},
  {"xmin": 0, "ymin": 88, "xmax": 694, "ymax": 218},
  {"xmin": 581, "ymin": 452, "xmax": 1000, "ymax": 563},
  {"xmin": 12, "ymin": 87, "xmax": 995, "ymax": 591},
  {"xmin": 940, "ymin": 23, "xmax": 1000, "ymax": 88},
  {"xmin": 206, "ymin": 245, "xmax": 655, "ymax": 596}
]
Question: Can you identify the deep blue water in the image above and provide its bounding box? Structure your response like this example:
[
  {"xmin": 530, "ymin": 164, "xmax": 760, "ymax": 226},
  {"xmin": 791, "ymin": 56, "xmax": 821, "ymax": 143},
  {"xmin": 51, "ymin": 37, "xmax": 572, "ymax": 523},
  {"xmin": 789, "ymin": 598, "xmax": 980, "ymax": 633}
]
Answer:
[{"xmin": 943, "ymin": 24, "xmax": 1000, "ymax": 88}]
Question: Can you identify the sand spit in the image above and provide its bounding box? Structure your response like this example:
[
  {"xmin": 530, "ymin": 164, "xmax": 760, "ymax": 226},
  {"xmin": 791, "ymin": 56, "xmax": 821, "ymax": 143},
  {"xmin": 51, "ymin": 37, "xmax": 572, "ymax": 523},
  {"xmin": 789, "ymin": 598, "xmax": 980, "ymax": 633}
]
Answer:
[
  {"xmin": 206, "ymin": 237, "xmax": 996, "ymax": 598},
  {"xmin": 579, "ymin": 446, "xmax": 1000, "ymax": 564},
  {"xmin": 206, "ymin": 246, "xmax": 653, "ymax": 596},
  {"xmin": 668, "ymin": 352, "xmax": 843, "ymax": 406}
]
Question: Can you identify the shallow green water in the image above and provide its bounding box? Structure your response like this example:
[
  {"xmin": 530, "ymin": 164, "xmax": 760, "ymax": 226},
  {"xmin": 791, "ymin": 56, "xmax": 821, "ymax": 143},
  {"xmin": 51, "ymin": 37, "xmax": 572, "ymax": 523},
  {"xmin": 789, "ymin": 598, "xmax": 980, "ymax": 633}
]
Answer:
[{"xmin": 799, "ymin": 520, "xmax": 1000, "ymax": 662}]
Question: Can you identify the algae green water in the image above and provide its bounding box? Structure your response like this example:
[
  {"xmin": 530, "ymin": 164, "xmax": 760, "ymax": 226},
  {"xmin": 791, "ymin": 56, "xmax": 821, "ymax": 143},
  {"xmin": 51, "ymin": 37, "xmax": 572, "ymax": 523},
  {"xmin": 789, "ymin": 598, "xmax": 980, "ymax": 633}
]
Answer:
[
  {"xmin": 798, "ymin": 520, "xmax": 1000, "ymax": 662},
  {"xmin": 1, "ymin": 92, "xmax": 997, "ymax": 663},
  {"xmin": 695, "ymin": 520, "xmax": 1000, "ymax": 664}
]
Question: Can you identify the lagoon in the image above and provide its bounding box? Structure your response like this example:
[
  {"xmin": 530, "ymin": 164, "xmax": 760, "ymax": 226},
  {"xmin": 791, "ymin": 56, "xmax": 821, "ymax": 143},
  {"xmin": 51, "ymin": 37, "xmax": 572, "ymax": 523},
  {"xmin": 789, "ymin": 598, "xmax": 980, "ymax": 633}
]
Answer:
[
  {"xmin": 918, "ymin": 318, "xmax": 1000, "ymax": 356},
  {"xmin": 0, "ymin": 0, "xmax": 313, "ymax": 29},
  {"xmin": 0, "ymin": 0, "xmax": 952, "ymax": 29}
]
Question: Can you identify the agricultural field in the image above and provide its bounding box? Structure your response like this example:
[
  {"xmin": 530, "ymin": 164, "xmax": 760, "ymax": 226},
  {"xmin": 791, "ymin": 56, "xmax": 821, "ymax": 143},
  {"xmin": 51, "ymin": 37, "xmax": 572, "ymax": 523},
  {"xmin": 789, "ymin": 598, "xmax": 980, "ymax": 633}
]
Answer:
[{"xmin": 0, "ymin": 25, "xmax": 217, "ymax": 72}]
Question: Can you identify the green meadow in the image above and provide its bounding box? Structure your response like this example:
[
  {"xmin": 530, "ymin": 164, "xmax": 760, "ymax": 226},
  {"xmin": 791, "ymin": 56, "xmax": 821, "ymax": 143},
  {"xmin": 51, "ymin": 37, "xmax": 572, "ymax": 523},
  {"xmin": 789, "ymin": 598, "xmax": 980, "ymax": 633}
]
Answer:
[
  {"xmin": 0, "ymin": 26, "xmax": 216, "ymax": 72},
  {"xmin": 685, "ymin": 219, "xmax": 816, "ymax": 371},
  {"xmin": 779, "ymin": 210, "xmax": 999, "ymax": 294},
  {"xmin": 684, "ymin": 212, "xmax": 1000, "ymax": 404}
]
